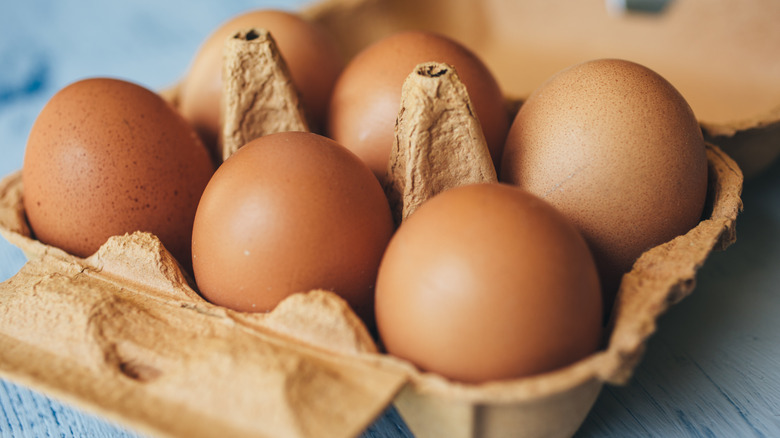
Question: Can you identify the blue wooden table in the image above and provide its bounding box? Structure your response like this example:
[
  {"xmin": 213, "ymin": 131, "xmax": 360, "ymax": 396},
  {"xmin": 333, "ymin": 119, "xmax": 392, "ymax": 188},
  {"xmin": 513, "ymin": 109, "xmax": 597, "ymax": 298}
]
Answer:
[{"xmin": 2, "ymin": 1, "xmax": 779, "ymax": 436}]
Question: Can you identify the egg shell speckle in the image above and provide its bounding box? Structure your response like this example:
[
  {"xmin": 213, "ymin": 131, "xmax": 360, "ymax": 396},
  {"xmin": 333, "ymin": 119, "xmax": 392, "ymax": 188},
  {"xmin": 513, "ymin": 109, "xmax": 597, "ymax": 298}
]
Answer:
[
  {"xmin": 23, "ymin": 78, "xmax": 214, "ymax": 272},
  {"xmin": 500, "ymin": 59, "xmax": 709, "ymax": 304}
]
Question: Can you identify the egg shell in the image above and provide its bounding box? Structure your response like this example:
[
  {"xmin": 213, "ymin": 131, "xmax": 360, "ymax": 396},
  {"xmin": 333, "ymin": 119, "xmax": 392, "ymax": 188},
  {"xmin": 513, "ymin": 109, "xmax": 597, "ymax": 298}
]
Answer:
[
  {"xmin": 500, "ymin": 59, "xmax": 709, "ymax": 305},
  {"xmin": 191, "ymin": 131, "xmax": 394, "ymax": 325},
  {"xmin": 376, "ymin": 183, "xmax": 603, "ymax": 383},
  {"xmin": 326, "ymin": 30, "xmax": 510, "ymax": 182},
  {"xmin": 178, "ymin": 9, "xmax": 344, "ymax": 152},
  {"xmin": 22, "ymin": 78, "xmax": 214, "ymax": 273}
]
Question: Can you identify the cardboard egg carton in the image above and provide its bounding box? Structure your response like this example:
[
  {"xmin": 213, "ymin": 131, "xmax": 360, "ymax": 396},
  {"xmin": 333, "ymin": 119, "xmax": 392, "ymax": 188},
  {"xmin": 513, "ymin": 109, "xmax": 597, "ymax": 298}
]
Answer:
[{"xmin": 0, "ymin": 0, "xmax": 753, "ymax": 437}]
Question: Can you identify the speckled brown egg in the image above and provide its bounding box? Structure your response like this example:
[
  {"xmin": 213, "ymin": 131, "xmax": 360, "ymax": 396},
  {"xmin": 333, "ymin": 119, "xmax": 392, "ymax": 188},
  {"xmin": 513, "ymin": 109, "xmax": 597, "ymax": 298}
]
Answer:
[
  {"xmin": 178, "ymin": 9, "xmax": 344, "ymax": 153},
  {"xmin": 191, "ymin": 132, "xmax": 393, "ymax": 325},
  {"xmin": 375, "ymin": 183, "xmax": 602, "ymax": 383},
  {"xmin": 500, "ymin": 59, "xmax": 709, "ymax": 307},
  {"xmin": 23, "ymin": 78, "xmax": 214, "ymax": 272},
  {"xmin": 327, "ymin": 31, "xmax": 510, "ymax": 183}
]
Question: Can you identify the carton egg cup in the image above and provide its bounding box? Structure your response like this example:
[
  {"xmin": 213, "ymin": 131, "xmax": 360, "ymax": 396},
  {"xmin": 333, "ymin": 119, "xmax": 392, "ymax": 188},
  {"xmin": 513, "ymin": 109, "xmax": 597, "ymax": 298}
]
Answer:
[{"xmin": 0, "ymin": 0, "xmax": 760, "ymax": 437}]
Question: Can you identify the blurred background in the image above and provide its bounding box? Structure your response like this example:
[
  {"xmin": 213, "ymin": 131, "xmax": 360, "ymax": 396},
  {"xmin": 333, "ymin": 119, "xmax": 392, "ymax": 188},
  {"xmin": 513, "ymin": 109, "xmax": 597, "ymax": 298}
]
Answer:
[{"xmin": 1, "ymin": 1, "xmax": 778, "ymax": 437}]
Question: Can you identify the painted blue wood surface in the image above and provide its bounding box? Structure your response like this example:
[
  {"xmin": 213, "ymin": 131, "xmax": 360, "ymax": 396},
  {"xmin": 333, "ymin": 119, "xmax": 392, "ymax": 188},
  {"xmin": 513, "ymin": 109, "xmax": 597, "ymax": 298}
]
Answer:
[{"xmin": 1, "ymin": 1, "xmax": 779, "ymax": 437}]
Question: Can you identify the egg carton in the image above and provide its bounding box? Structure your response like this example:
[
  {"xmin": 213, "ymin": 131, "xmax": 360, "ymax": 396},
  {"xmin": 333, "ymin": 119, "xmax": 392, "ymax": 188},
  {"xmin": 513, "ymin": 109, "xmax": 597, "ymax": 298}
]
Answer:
[{"xmin": 0, "ymin": 0, "xmax": 757, "ymax": 437}]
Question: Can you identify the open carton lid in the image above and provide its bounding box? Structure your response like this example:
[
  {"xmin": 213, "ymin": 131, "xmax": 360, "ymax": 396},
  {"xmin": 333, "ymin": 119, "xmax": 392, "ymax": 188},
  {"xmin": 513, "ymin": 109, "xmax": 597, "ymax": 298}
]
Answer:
[{"xmin": 305, "ymin": 0, "xmax": 780, "ymax": 177}]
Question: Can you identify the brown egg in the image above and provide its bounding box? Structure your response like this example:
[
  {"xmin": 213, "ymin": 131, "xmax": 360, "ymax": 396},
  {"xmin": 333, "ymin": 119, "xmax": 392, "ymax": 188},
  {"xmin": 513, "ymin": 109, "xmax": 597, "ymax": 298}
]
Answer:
[
  {"xmin": 23, "ymin": 78, "xmax": 215, "ymax": 272},
  {"xmin": 327, "ymin": 31, "xmax": 509, "ymax": 183},
  {"xmin": 178, "ymin": 9, "xmax": 344, "ymax": 152},
  {"xmin": 375, "ymin": 183, "xmax": 602, "ymax": 383},
  {"xmin": 191, "ymin": 132, "xmax": 394, "ymax": 324},
  {"xmin": 500, "ymin": 59, "xmax": 709, "ymax": 308}
]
